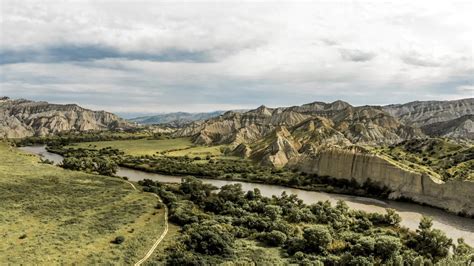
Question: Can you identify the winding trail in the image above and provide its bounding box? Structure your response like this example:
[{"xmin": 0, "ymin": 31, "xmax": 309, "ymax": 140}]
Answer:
[
  {"xmin": 134, "ymin": 195, "xmax": 169, "ymax": 266},
  {"xmin": 124, "ymin": 180, "xmax": 169, "ymax": 266}
]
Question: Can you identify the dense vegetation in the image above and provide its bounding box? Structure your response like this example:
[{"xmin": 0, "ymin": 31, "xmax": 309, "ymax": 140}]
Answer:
[
  {"xmin": 122, "ymin": 155, "xmax": 392, "ymax": 197},
  {"xmin": 50, "ymin": 143, "xmax": 392, "ymax": 198},
  {"xmin": 14, "ymin": 130, "xmax": 151, "ymax": 146},
  {"xmin": 380, "ymin": 138, "xmax": 473, "ymax": 181},
  {"xmin": 48, "ymin": 146, "xmax": 122, "ymax": 176},
  {"xmin": 141, "ymin": 177, "xmax": 474, "ymax": 265}
]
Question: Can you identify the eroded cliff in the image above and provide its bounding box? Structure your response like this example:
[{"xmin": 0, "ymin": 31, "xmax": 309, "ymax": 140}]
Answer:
[{"xmin": 291, "ymin": 148, "xmax": 474, "ymax": 216}]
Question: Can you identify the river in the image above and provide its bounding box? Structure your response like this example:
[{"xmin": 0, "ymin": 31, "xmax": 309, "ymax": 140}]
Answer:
[{"xmin": 19, "ymin": 145, "xmax": 474, "ymax": 246}]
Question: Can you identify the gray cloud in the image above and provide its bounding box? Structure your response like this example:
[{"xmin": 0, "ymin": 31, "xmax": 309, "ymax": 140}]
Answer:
[
  {"xmin": 0, "ymin": 1, "xmax": 472, "ymax": 113},
  {"xmin": 0, "ymin": 44, "xmax": 218, "ymax": 65},
  {"xmin": 339, "ymin": 49, "xmax": 377, "ymax": 62},
  {"xmin": 400, "ymin": 53, "xmax": 442, "ymax": 67}
]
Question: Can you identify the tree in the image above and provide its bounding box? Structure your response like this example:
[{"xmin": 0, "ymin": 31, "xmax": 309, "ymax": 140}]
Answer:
[
  {"xmin": 258, "ymin": 230, "xmax": 287, "ymax": 247},
  {"xmin": 264, "ymin": 205, "xmax": 282, "ymax": 220},
  {"xmin": 412, "ymin": 216, "xmax": 452, "ymax": 262},
  {"xmin": 218, "ymin": 183, "xmax": 244, "ymax": 204},
  {"xmin": 303, "ymin": 225, "xmax": 333, "ymax": 253},
  {"xmin": 374, "ymin": 235, "xmax": 402, "ymax": 261},
  {"xmin": 112, "ymin": 236, "xmax": 125, "ymax": 244},
  {"xmin": 184, "ymin": 224, "xmax": 234, "ymax": 256}
]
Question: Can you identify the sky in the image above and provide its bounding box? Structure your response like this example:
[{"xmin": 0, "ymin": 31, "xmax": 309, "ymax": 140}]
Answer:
[{"xmin": 0, "ymin": 0, "xmax": 473, "ymax": 114}]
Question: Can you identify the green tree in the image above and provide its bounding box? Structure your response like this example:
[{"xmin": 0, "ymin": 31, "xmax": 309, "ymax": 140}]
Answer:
[
  {"xmin": 374, "ymin": 235, "xmax": 402, "ymax": 261},
  {"xmin": 184, "ymin": 224, "xmax": 234, "ymax": 256},
  {"xmin": 303, "ymin": 225, "xmax": 332, "ymax": 253},
  {"xmin": 412, "ymin": 216, "xmax": 452, "ymax": 262},
  {"xmin": 258, "ymin": 230, "xmax": 287, "ymax": 247}
]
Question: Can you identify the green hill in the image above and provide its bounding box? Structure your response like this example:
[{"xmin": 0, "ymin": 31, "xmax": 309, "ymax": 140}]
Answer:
[{"xmin": 0, "ymin": 142, "xmax": 165, "ymax": 264}]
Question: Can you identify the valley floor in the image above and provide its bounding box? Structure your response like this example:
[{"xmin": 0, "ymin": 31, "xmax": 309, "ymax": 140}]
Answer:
[{"xmin": 0, "ymin": 142, "xmax": 166, "ymax": 264}]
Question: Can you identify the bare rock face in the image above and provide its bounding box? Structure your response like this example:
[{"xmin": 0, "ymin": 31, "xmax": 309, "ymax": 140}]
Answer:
[
  {"xmin": 0, "ymin": 97, "xmax": 131, "ymax": 138},
  {"xmin": 175, "ymin": 99, "xmax": 426, "ymax": 149},
  {"xmin": 421, "ymin": 115, "xmax": 474, "ymax": 139},
  {"xmin": 251, "ymin": 126, "xmax": 302, "ymax": 167},
  {"xmin": 290, "ymin": 147, "xmax": 474, "ymax": 216},
  {"xmin": 384, "ymin": 98, "xmax": 474, "ymax": 139},
  {"xmin": 332, "ymin": 106, "xmax": 425, "ymax": 145}
]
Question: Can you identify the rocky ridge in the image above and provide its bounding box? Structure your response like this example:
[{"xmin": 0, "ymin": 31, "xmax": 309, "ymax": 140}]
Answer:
[{"xmin": 0, "ymin": 97, "xmax": 131, "ymax": 138}]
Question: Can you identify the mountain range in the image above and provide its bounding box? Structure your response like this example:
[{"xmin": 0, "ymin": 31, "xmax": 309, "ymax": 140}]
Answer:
[
  {"xmin": 174, "ymin": 98, "xmax": 473, "ymax": 166},
  {"xmin": 1, "ymin": 96, "xmax": 473, "ymax": 215},
  {"xmin": 129, "ymin": 110, "xmax": 248, "ymax": 126},
  {"xmin": 0, "ymin": 97, "xmax": 131, "ymax": 138}
]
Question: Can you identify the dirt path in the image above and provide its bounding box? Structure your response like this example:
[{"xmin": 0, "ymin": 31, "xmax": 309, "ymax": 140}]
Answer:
[
  {"xmin": 125, "ymin": 180, "xmax": 169, "ymax": 266},
  {"xmin": 134, "ymin": 194, "xmax": 169, "ymax": 266}
]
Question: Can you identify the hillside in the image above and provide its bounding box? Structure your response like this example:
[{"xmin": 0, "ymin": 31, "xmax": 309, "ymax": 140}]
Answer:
[
  {"xmin": 174, "ymin": 101, "xmax": 425, "ymax": 157},
  {"xmin": 421, "ymin": 115, "xmax": 473, "ymax": 139},
  {"xmin": 0, "ymin": 97, "xmax": 132, "ymax": 138},
  {"xmin": 383, "ymin": 98, "xmax": 473, "ymax": 138},
  {"xmin": 129, "ymin": 111, "xmax": 226, "ymax": 126},
  {"xmin": 0, "ymin": 142, "xmax": 166, "ymax": 264},
  {"xmin": 129, "ymin": 110, "xmax": 248, "ymax": 126}
]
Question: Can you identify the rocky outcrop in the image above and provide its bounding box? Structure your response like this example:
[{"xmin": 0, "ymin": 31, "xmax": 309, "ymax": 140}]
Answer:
[
  {"xmin": 384, "ymin": 98, "xmax": 473, "ymax": 126},
  {"xmin": 251, "ymin": 126, "xmax": 302, "ymax": 167},
  {"xmin": 421, "ymin": 115, "xmax": 473, "ymax": 139},
  {"xmin": 0, "ymin": 97, "xmax": 132, "ymax": 138},
  {"xmin": 291, "ymin": 148, "xmax": 474, "ymax": 216},
  {"xmin": 175, "ymin": 100, "xmax": 426, "ymax": 147},
  {"xmin": 384, "ymin": 98, "xmax": 474, "ymax": 139}
]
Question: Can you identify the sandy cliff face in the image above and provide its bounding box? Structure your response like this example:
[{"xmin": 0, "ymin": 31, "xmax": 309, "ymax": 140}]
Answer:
[
  {"xmin": 0, "ymin": 97, "xmax": 131, "ymax": 138},
  {"xmin": 291, "ymin": 148, "xmax": 474, "ymax": 216}
]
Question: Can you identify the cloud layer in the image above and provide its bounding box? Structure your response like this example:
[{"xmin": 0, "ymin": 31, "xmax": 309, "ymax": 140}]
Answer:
[{"xmin": 1, "ymin": 0, "xmax": 472, "ymax": 113}]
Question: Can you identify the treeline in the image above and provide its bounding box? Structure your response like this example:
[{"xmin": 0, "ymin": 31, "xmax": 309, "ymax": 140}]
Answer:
[
  {"xmin": 53, "ymin": 147, "xmax": 123, "ymax": 176},
  {"xmin": 140, "ymin": 177, "xmax": 473, "ymax": 265},
  {"xmin": 15, "ymin": 130, "xmax": 149, "ymax": 146},
  {"xmin": 122, "ymin": 155, "xmax": 392, "ymax": 198}
]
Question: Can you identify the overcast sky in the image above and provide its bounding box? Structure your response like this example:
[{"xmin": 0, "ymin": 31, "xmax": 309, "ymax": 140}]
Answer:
[{"xmin": 1, "ymin": 0, "xmax": 473, "ymax": 113}]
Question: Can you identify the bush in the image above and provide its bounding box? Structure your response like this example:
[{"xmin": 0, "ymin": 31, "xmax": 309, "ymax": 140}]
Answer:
[
  {"xmin": 184, "ymin": 224, "xmax": 234, "ymax": 256},
  {"xmin": 374, "ymin": 235, "xmax": 402, "ymax": 260},
  {"xmin": 112, "ymin": 236, "xmax": 125, "ymax": 244},
  {"xmin": 258, "ymin": 230, "xmax": 287, "ymax": 247},
  {"xmin": 303, "ymin": 225, "xmax": 333, "ymax": 253}
]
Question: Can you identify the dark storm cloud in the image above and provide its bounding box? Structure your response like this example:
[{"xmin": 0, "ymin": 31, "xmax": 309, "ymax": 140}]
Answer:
[{"xmin": 0, "ymin": 44, "xmax": 215, "ymax": 65}]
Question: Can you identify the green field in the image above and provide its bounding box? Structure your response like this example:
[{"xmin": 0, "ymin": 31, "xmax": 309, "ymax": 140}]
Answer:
[
  {"xmin": 0, "ymin": 142, "xmax": 166, "ymax": 264},
  {"xmin": 68, "ymin": 137, "xmax": 239, "ymax": 161},
  {"xmin": 69, "ymin": 137, "xmax": 194, "ymax": 156}
]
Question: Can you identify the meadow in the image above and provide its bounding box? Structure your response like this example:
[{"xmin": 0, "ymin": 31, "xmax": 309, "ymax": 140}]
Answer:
[
  {"xmin": 0, "ymin": 142, "xmax": 166, "ymax": 264},
  {"xmin": 68, "ymin": 137, "xmax": 194, "ymax": 156},
  {"xmin": 68, "ymin": 137, "xmax": 239, "ymax": 161}
]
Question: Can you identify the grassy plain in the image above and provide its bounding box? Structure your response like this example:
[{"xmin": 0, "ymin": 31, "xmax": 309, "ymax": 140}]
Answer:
[
  {"xmin": 68, "ymin": 137, "xmax": 193, "ymax": 156},
  {"xmin": 68, "ymin": 137, "xmax": 240, "ymax": 161},
  {"xmin": 0, "ymin": 142, "xmax": 165, "ymax": 264}
]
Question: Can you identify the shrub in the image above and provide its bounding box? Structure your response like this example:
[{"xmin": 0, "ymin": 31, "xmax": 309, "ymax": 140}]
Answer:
[
  {"xmin": 258, "ymin": 230, "xmax": 287, "ymax": 247},
  {"xmin": 112, "ymin": 236, "xmax": 125, "ymax": 244},
  {"xmin": 303, "ymin": 225, "xmax": 333, "ymax": 253}
]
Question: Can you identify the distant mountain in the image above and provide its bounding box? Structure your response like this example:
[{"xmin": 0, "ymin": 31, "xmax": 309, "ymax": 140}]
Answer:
[
  {"xmin": 129, "ymin": 110, "xmax": 247, "ymax": 126},
  {"xmin": 383, "ymin": 98, "xmax": 473, "ymax": 125},
  {"xmin": 174, "ymin": 98, "xmax": 474, "ymax": 167},
  {"xmin": 0, "ymin": 97, "xmax": 132, "ymax": 138},
  {"xmin": 421, "ymin": 114, "xmax": 474, "ymax": 139}
]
